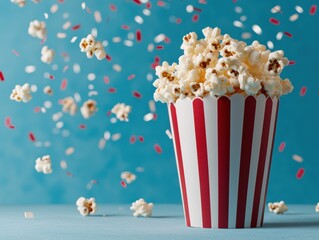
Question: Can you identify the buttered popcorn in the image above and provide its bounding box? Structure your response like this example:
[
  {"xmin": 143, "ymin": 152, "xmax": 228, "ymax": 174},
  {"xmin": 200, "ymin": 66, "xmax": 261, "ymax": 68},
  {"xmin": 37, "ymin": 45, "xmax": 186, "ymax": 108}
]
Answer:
[
  {"xmin": 41, "ymin": 46, "xmax": 55, "ymax": 64},
  {"xmin": 121, "ymin": 171, "xmax": 136, "ymax": 184},
  {"xmin": 35, "ymin": 155, "xmax": 52, "ymax": 174},
  {"xmin": 130, "ymin": 198, "xmax": 153, "ymax": 217},
  {"xmin": 80, "ymin": 99, "xmax": 97, "ymax": 119},
  {"xmin": 268, "ymin": 201, "xmax": 288, "ymax": 214},
  {"xmin": 10, "ymin": 83, "xmax": 32, "ymax": 103},
  {"xmin": 60, "ymin": 97, "xmax": 77, "ymax": 115},
  {"xmin": 111, "ymin": 103, "xmax": 131, "ymax": 122},
  {"xmin": 79, "ymin": 34, "xmax": 106, "ymax": 60},
  {"xmin": 76, "ymin": 197, "xmax": 96, "ymax": 216},
  {"xmin": 28, "ymin": 20, "xmax": 47, "ymax": 39},
  {"xmin": 153, "ymin": 27, "xmax": 293, "ymax": 103}
]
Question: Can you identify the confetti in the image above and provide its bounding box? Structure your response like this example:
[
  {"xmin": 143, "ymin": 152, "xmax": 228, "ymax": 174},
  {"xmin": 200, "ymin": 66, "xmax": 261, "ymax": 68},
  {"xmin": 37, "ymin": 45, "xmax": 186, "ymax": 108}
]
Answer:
[
  {"xmin": 65, "ymin": 147, "xmax": 75, "ymax": 155},
  {"xmin": 25, "ymin": 65, "xmax": 36, "ymax": 73},
  {"xmin": 278, "ymin": 142, "xmax": 286, "ymax": 152},
  {"xmin": 130, "ymin": 135, "xmax": 136, "ymax": 144},
  {"xmin": 121, "ymin": 180, "xmax": 127, "ymax": 188},
  {"xmin": 154, "ymin": 144, "xmax": 162, "ymax": 154},
  {"xmin": 24, "ymin": 212, "xmax": 34, "ymax": 219},
  {"xmin": 310, "ymin": 5, "xmax": 317, "ymax": 15},
  {"xmin": 296, "ymin": 168, "xmax": 305, "ymax": 179},
  {"xmin": 300, "ymin": 87, "xmax": 307, "ymax": 96},
  {"xmin": 72, "ymin": 24, "xmax": 81, "ymax": 30},
  {"xmin": 165, "ymin": 129, "xmax": 173, "ymax": 139},
  {"xmin": 61, "ymin": 79, "xmax": 67, "ymax": 90},
  {"xmin": 252, "ymin": 25, "xmax": 262, "ymax": 35},
  {"xmin": 135, "ymin": 15, "xmax": 144, "ymax": 24},
  {"xmin": 292, "ymin": 154, "xmax": 303, "ymax": 163},
  {"xmin": 233, "ymin": 20, "xmax": 243, "ymax": 28},
  {"xmin": 136, "ymin": 30, "xmax": 142, "ymax": 42},
  {"xmin": 295, "ymin": 5, "xmax": 303, "ymax": 14},
  {"xmin": 289, "ymin": 14, "xmax": 299, "ymax": 22},
  {"xmin": 269, "ymin": 18, "xmax": 280, "ymax": 25},
  {"xmin": 284, "ymin": 32, "xmax": 293, "ymax": 38},
  {"xmin": 128, "ymin": 74, "xmax": 136, "ymax": 80},
  {"xmin": 133, "ymin": 91, "xmax": 142, "ymax": 98},
  {"xmin": 0, "ymin": 71, "xmax": 4, "ymax": 81},
  {"xmin": 29, "ymin": 132, "xmax": 36, "ymax": 142},
  {"xmin": 270, "ymin": 5, "xmax": 281, "ymax": 14},
  {"xmin": 192, "ymin": 14, "xmax": 199, "ymax": 22}
]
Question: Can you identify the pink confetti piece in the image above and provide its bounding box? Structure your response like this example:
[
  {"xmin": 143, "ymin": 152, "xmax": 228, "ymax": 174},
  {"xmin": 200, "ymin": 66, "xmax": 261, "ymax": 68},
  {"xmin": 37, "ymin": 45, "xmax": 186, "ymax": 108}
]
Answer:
[
  {"xmin": 5, "ymin": 117, "xmax": 15, "ymax": 129},
  {"xmin": 34, "ymin": 107, "xmax": 41, "ymax": 113},
  {"xmin": 146, "ymin": 2, "xmax": 151, "ymax": 8},
  {"xmin": 49, "ymin": 75, "xmax": 55, "ymax": 80},
  {"xmin": 157, "ymin": 1, "xmax": 165, "ymax": 7},
  {"xmin": 108, "ymin": 87, "xmax": 117, "ymax": 93},
  {"xmin": 296, "ymin": 168, "xmax": 305, "ymax": 179},
  {"xmin": 176, "ymin": 18, "xmax": 182, "ymax": 24},
  {"xmin": 284, "ymin": 32, "xmax": 293, "ymax": 38},
  {"xmin": 12, "ymin": 49, "xmax": 20, "ymax": 56},
  {"xmin": 128, "ymin": 74, "xmax": 136, "ymax": 80},
  {"xmin": 109, "ymin": 4, "xmax": 117, "ymax": 11},
  {"xmin": 278, "ymin": 142, "xmax": 286, "ymax": 152},
  {"xmin": 0, "ymin": 71, "xmax": 4, "ymax": 81},
  {"xmin": 121, "ymin": 25, "xmax": 130, "ymax": 30},
  {"xmin": 269, "ymin": 18, "xmax": 280, "ymax": 25},
  {"xmin": 61, "ymin": 79, "xmax": 67, "ymax": 90},
  {"xmin": 138, "ymin": 136, "xmax": 144, "ymax": 142},
  {"xmin": 133, "ymin": 0, "xmax": 141, "ymax": 5},
  {"xmin": 154, "ymin": 144, "xmax": 162, "ymax": 154},
  {"xmin": 192, "ymin": 14, "xmax": 199, "ymax": 22},
  {"xmin": 300, "ymin": 86, "xmax": 307, "ymax": 96},
  {"xmin": 288, "ymin": 60, "xmax": 296, "ymax": 65},
  {"xmin": 121, "ymin": 180, "xmax": 127, "ymax": 188},
  {"xmin": 130, "ymin": 135, "xmax": 136, "ymax": 144},
  {"xmin": 310, "ymin": 5, "xmax": 317, "ymax": 15},
  {"xmin": 79, "ymin": 124, "xmax": 86, "ymax": 129},
  {"xmin": 133, "ymin": 91, "xmax": 142, "ymax": 98},
  {"xmin": 72, "ymin": 24, "xmax": 81, "ymax": 30},
  {"xmin": 104, "ymin": 76, "xmax": 110, "ymax": 84},
  {"xmin": 136, "ymin": 30, "xmax": 142, "ymax": 42},
  {"xmin": 29, "ymin": 132, "xmax": 36, "ymax": 142}
]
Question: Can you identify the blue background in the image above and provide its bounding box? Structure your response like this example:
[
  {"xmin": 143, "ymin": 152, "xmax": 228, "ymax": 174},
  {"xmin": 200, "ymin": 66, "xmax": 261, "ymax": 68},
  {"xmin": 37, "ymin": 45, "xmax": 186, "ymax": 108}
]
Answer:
[{"xmin": 0, "ymin": 0, "xmax": 318, "ymax": 204}]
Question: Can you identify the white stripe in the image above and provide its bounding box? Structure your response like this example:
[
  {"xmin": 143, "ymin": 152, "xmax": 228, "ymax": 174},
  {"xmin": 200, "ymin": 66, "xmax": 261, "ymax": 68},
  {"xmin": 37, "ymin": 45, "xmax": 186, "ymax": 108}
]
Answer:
[
  {"xmin": 203, "ymin": 96, "xmax": 219, "ymax": 228},
  {"xmin": 244, "ymin": 95, "xmax": 266, "ymax": 227},
  {"xmin": 257, "ymin": 97, "xmax": 278, "ymax": 227},
  {"xmin": 228, "ymin": 94, "xmax": 245, "ymax": 228},
  {"xmin": 176, "ymin": 98, "xmax": 202, "ymax": 227},
  {"xmin": 167, "ymin": 104, "xmax": 187, "ymax": 222}
]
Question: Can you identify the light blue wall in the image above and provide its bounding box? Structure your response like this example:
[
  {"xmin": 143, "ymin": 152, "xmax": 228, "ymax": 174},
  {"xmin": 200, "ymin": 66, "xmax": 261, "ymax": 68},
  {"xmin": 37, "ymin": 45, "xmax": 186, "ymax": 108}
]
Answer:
[{"xmin": 0, "ymin": 0, "xmax": 318, "ymax": 204}]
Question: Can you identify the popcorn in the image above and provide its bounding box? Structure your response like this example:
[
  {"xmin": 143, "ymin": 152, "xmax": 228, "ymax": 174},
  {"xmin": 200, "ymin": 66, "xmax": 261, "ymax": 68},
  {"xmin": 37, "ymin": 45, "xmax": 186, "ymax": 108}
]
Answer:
[
  {"xmin": 316, "ymin": 203, "xmax": 319, "ymax": 213},
  {"xmin": 43, "ymin": 86, "xmax": 53, "ymax": 95},
  {"xmin": 76, "ymin": 197, "xmax": 96, "ymax": 216},
  {"xmin": 60, "ymin": 97, "xmax": 77, "ymax": 115},
  {"xmin": 80, "ymin": 99, "xmax": 97, "ymax": 119},
  {"xmin": 10, "ymin": 83, "xmax": 32, "ymax": 103},
  {"xmin": 130, "ymin": 198, "xmax": 153, "ymax": 217},
  {"xmin": 268, "ymin": 201, "xmax": 288, "ymax": 214},
  {"xmin": 41, "ymin": 46, "xmax": 55, "ymax": 64},
  {"xmin": 79, "ymin": 34, "xmax": 106, "ymax": 60},
  {"xmin": 111, "ymin": 103, "xmax": 132, "ymax": 122},
  {"xmin": 121, "ymin": 171, "xmax": 136, "ymax": 184},
  {"xmin": 11, "ymin": 0, "xmax": 26, "ymax": 7},
  {"xmin": 153, "ymin": 27, "xmax": 293, "ymax": 103},
  {"xmin": 35, "ymin": 155, "xmax": 52, "ymax": 174},
  {"xmin": 28, "ymin": 20, "xmax": 47, "ymax": 39}
]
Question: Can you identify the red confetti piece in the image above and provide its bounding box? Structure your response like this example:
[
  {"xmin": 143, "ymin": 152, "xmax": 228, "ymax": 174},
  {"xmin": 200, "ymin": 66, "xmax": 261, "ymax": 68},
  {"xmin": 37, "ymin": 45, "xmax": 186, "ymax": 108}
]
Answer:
[
  {"xmin": 156, "ymin": 45, "xmax": 164, "ymax": 50},
  {"xmin": 108, "ymin": 87, "xmax": 117, "ymax": 93},
  {"xmin": 164, "ymin": 37, "xmax": 170, "ymax": 43},
  {"xmin": 192, "ymin": 14, "xmax": 199, "ymax": 22},
  {"xmin": 104, "ymin": 76, "xmax": 110, "ymax": 84},
  {"xmin": 133, "ymin": 91, "xmax": 142, "ymax": 98},
  {"xmin": 0, "ymin": 71, "xmax": 4, "ymax": 81},
  {"xmin": 121, "ymin": 180, "xmax": 127, "ymax": 188},
  {"xmin": 288, "ymin": 60, "xmax": 296, "ymax": 65},
  {"xmin": 157, "ymin": 1, "xmax": 165, "ymax": 7},
  {"xmin": 128, "ymin": 74, "xmax": 136, "ymax": 80},
  {"xmin": 5, "ymin": 117, "xmax": 14, "ymax": 129},
  {"xmin": 130, "ymin": 135, "xmax": 136, "ymax": 144},
  {"xmin": 49, "ymin": 75, "xmax": 55, "ymax": 80},
  {"xmin": 278, "ymin": 142, "xmax": 286, "ymax": 152},
  {"xmin": 300, "ymin": 86, "xmax": 307, "ymax": 96},
  {"xmin": 34, "ymin": 107, "xmax": 41, "ymax": 113},
  {"xmin": 133, "ymin": 0, "xmax": 141, "ymax": 4},
  {"xmin": 176, "ymin": 18, "xmax": 182, "ymax": 24},
  {"xmin": 152, "ymin": 113, "xmax": 158, "ymax": 120},
  {"xmin": 66, "ymin": 171, "xmax": 73, "ymax": 177},
  {"xmin": 61, "ymin": 79, "xmax": 67, "ymax": 90},
  {"xmin": 138, "ymin": 136, "xmax": 144, "ymax": 142},
  {"xmin": 310, "ymin": 5, "xmax": 317, "ymax": 15},
  {"xmin": 106, "ymin": 54, "xmax": 112, "ymax": 61},
  {"xmin": 29, "ymin": 132, "xmax": 36, "ymax": 142},
  {"xmin": 121, "ymin": 25, "xmax": 130, "ymax": 30},
  {"xmin": 154, "ymin": 144, "xmax": 162, "ymax": 154},
  {"xmin": 269, "ymin": 18, "xmax": 280, "ymax": 25},
  {"xmin": 109, "ymin": 4, "xmax": 117, "ymax": 11},
  {"xmin": 72, "ymin": 24, "xmax": 81, "ymax": 30},
  {"xmin": 155, "ymin": 56, "xmax": 160, "ymax": 62},
  {"xmin": 146, "ymin": 2, "xmax": 151, "ymax": 8},
  {"xmin": 284, "ymin": 32, "xmax": 293, "ymax": 38},
  {"xmin": 296, "ymin": 168, "xmax": 305, "ymax": 179},
  {"xmin": 136, "ymin": 30, "xmax": 142, "ymax": 42},
  {"xmin": 193, "ymin": 7, "xmax": 202, "ymax": 12},
  {"xmin": 79, "ymin": 124, "xmax": 86, "ymax": 129}
]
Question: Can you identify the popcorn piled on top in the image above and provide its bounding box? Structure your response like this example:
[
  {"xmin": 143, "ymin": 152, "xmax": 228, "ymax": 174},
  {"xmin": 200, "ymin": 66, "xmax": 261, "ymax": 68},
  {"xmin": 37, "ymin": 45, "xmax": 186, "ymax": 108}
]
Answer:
[
  {"xmin": 130, "ymin": 198, "xmax": 153, "ymax": 217},
  {"xmin": 121, "ymin": 171, "xmax": 136, "ymax": 184},
  {"xmin": 79, "ymin": 34, "xmax": 106, "ymax": 60},
  {"xmin": 35, "ymin": 155, "xmax": 52, "ymax": 174},
  {"xmin": 111, "ymin": 103, "xmax": 132, "ymax": 122},
  {"xmin": 153, "ymin": 27, "xmax": 293, "ymax": 103},
  {"xmin": 316, "ymin": 203, "xmax": 319, "ymax": 213},
  {"xmin": 10, "ymin": 83, "xmax": 32, "ymax": 103},
  {"xmin": 80, "ymin": 99, "xmax": 97, "ymax": 119},
  {"xmin": 268, "ymin": 201, "xmax": 288, "ymax": 214},
  {"xmin": 41, "ymin": 46, "xmax": 55, "ymax": 64},
  {"xmin": 76, "ymin": 197, "xmax": 96, "ymax": 216},
  {"xmin": 28, "ymin": 20, "xmax": 47, "ymax": 40}
]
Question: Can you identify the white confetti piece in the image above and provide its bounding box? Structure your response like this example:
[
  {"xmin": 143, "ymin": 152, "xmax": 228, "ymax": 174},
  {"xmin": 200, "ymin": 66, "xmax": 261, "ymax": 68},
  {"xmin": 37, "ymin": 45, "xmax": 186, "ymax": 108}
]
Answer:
[
  {"xmin": 44, "ymin": 101, "xmax": 52, "ymax": 109},
  {"xmin": 104, "ymin": 131, "xmax": 111, "ymax": 140},
  {"xmin": 63, "ymin": 21, "xmax": 71, "ymax": 30},
  {"xmin": 81, "ymin": 2, "xmax": 86, "ymax": 10},
  {"xmin": 50, "ymin": 4, "xmax": 59, "ymax": 13},
  {"xmin": 240, "ymin": 15, "xmax": 247, "ymax": 22},
  {"xmin": 134, "ymin": 15, "xmax": 144, "ymax": 24},
  {"xmin": 267, "ymin": 41, "xmax": 274, "ymax": 49},
  {"xmin": 143, "ymin": 113, "xmax": 154, "ymax": 122},
  {"xmin": 147, "ymin": 43, "xmax": 154, "ymax": 52},
  {"xmin": 44, "ymin": 13, "xmax": 49, "ymax": 19},
  {"xmin": 25, "ymin": 65, "xmax": 36, "ymax": 73},
  {"xmin": 148, "ymin": 100, "xmax": 156, "ymax": 112},
  {"xmin": 271, "ymin": 5, "xmax": 281, "ymax": 13},
  {"xmin": 65, "ymin": 147, "xmax": 75, "ymax": 155},
  {"xmin": 24, "ymin": 212, "xmax": 34, "ymax": 219},
  {"xmin": 154, "ymin": 34, "xmax": 166, "ymax": 43},
  {"xmin": 112, "ymin": 37, "xmax": 121, "ymax": 43},
  {"xmin": 94, "ymin": 11, "xmax": 102, "ymax": 23},
  {"xmin": 233, "ymin": 20, "xmax": 243, "ymax": 28},
  {"xmin": 57, "ymin": 32, "xmax": 67, "ymax": 39},
  {"xmin": 98, "ymin": 138, "xmax": 106, "ymax": 150},
  {"xmin": 276, "ymin": 32, "xmax": 283, "ymax": 40},
  {"xmin": 91, "ymin": 28, "xmax": 98, "ymax": 38},
  {"xmin": 124, "ymin": 40, "xmax": 134, "ymax": 47},
  {"xmin": 252, "ymin": 24, "xmax": 262, "ymax": 35},
  {"xmin": 295, "ymin": 5, "xmax": 303, "ymax": 14},
  {"xmin": 87, "ymin": 73, "xmax": 96, "ymax": 81},
  {"xmin": 186, "ymin": 5, "xmax": 194, "ymax": 13},
  {"xmin": 73, "ymin": 63, "xmax": 81, "ymax": 74},
  {"xmin": 241, "ymin": 32, "xmax": 252, "ymax": 39},
  {"xmin": 111, "ymin": 133, "xmax": 121, "ymax": 141},
  {"xmin": 113, "ymin": 64, "xmax": 122, "ymax": 72},
  {"xmin": 70, "ymin": 36, "xmax": 78, "ymax": 43},
  {"xmin": 60, "ymin": 160, "xmax": 68, "ymax": 169},
  {"xmin": 165, "ymin": 129, "xmax": 173, "ymax": 139},
  {"xmin": 143, "ymin": 9, "xmax": 151, "ymax": 16},
  {"xmin": 234, "ymin": 6, "xmax": 243, "ymax": 14},
  {"xmin": 146, "ymin": 73, "xmax": 153, "ymax": 81},
  {"xmin": 292, "ymin": 154, "xmax": 303, "ymax": 163},
  {"xmin": 289, "ymin": 13, "xmax": 299, "ymax": 22}
]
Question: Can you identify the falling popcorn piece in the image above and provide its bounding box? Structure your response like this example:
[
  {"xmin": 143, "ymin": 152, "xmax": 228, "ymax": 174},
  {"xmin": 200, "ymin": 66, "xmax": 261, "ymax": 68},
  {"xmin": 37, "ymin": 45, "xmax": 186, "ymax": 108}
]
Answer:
[
  {"xmin": 121, "ymin": 171, "xmax": 136, "ymax": 184},
  {"xmin": 79, "ymin": 34, "xmax": 106, "ymax": 60},
  {"xmin": 10, "ymin": 83, "xmax": 32, "ymax": 103},
  {"xmin": 11, "ymin": 0, "xmax": 26, "ymax": 7},
  {"xmin": 76, "ymin": 197, "xmax": 96, "ymax": 216},
  {"xmin": 130, "ymin": 198, "xmax": 153, "ymax": 217},
  {"xmin": 35, "ymin": 155, "xmax": 53, "ymax": 174},
  {"xmin": 316, "ymin": 203, "xmax": 319, "ymax": 213},
  {"xmin": 24, "ymin": 212, "xmax": 34, "ymax": 219},
  {"xmin": 28, "ymin": 20, "xmax": 47, "ymax": 39},
  {"xmin": 41, "ymin": 46, "xmax": 55, "ymax": 64},
  {"xmin": 268, "ymin": 201, "xmax": 288, "ymax": 214},
  {"xmin": 43, "ymin": 86, "xmax": 53, "ymax": 95},
  {"xmin": 111, "ymin": 103, "xmax": 131, "ymax": 121},
  {"xmin": 80, "ymin": 99, "xmax": 97, "ymax": 119},
  {"xmin": 60, "ymin": 97, "xmax": 77, "ymax": 115}
]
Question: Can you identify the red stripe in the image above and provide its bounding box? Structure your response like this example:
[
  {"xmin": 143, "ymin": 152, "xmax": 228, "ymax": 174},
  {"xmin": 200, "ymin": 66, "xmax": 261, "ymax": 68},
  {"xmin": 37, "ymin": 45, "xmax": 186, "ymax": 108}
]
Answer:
[
  {"xmin": 261, "ymin": 99, "xmax": 279, "ymax": 226},
  {"xmin": 170, "ymin": 104, "xmax": 190, "ymax": 226},
  {"xmin": 236, "ymin": 96, "xmax": 256, "ymax": 228},
  {"xmin": 193, "ymin": 99, "xmax": 211, "ymax": 228},
  {"xmin": 251, "ymin": 98, "xmax": 273, "ymax": 227},
  {"xmin": 217, "ymin": 97, "xmax": 231, "ymax": 228}
]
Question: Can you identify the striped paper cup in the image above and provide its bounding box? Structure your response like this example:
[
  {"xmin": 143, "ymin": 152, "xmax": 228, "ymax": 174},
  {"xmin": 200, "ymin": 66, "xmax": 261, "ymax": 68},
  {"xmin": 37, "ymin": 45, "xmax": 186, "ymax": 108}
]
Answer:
[{"xmin": 168, "ymin": 94, "xmax": 279, "ymax": 228}]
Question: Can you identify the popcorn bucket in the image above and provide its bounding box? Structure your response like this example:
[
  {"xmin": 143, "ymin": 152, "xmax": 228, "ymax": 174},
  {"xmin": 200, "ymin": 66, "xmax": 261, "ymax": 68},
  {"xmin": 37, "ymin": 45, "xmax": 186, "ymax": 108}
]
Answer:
[{"xmin": 168, "ymin": 94, "xmax": 279, "ymax": 228}]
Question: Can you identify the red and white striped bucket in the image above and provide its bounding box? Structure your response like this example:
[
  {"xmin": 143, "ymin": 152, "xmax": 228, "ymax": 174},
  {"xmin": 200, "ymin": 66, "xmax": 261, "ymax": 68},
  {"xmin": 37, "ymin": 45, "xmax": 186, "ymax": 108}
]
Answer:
[{"xmin": 168, "ymin": 94, "xmax": 279, "ymax": 228}]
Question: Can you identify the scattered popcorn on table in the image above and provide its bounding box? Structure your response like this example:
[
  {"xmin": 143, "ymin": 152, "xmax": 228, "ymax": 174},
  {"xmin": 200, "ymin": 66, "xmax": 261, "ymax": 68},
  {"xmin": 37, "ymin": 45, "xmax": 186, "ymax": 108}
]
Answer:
[
  {"xmin": 316, "ymin": 203, "xmax": 319, "ymax": 213},
  {"xmin": 79, "ymin": 34, "xmax": 106, "ymax": 60},
  {"xmin": 80, "ymin": 99, "xmax": 97, "ymax": 119},
  {"xmin": 35, "ymin": 155, "xmax": 53, "ymax": 174},
  {"xmin": 61, "ymin": 97, "xmax": 77, "ymax": 115},
  {"xmin": 41, "ymin": 46, "xmax": 55, "ymax": 64},
  {"xmin": 11, "ymin": 0, "xmax": 26, "ymax": 7},
  {"xmin": 268, "ymin": 201, "xmax": 288, "ymax": 214},
  {"xmin": 24, "ymin": 212, "xmax": 34, "ymax": 219},
  {"xmin": 76, "ymin": 197, "xmax": 96, "ymax": 216},
  {"xmin": 121, "ymin": 171, "xmax": 136, "ymax": 184},
  {"xmin": 111, "ymin": 103, "xmax": 131, "ymax": 122},
  {"xmin": 130, "ymin": 198, "xmax": 153, "ymax": 217},
  {"xmin": 10, "ymin": 83, "xmax": 32, "ymax": 103},
  {"xmin": 28, "ymin": 20, "xmax": 47, "ymax": 39}
]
